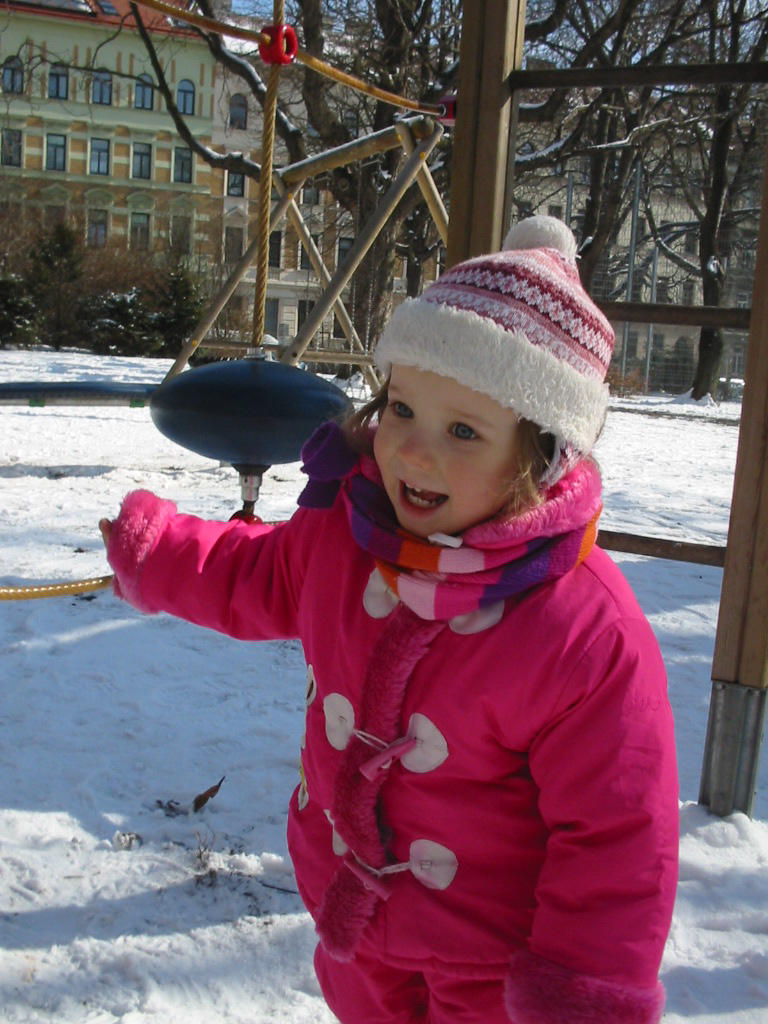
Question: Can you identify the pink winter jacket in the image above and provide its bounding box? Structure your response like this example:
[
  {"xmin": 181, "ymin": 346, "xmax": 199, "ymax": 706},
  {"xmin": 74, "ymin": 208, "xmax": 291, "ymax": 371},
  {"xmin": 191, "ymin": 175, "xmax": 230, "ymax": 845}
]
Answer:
[{"xmin": 106, "ymin": 487, "xmax": 679, "ymax": 1024}]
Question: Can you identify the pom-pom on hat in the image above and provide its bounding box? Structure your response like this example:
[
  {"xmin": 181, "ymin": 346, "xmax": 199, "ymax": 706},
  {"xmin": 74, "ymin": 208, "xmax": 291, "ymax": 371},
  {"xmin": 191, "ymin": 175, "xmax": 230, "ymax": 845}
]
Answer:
[{"xmin": 374, "ymin": 215, "xmax": 614, "ymax": 459}]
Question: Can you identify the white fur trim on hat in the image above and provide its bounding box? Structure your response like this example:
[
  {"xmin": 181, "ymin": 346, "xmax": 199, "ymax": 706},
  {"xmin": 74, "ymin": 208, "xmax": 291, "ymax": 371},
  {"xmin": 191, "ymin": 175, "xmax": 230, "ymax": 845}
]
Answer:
[
  {"xmin": 374, "ymin": 215, "xmax": 613, "ymax": 456},
  {"xmin": 375, "ymin": 300, "xmax": 608, "ymax": 453}
]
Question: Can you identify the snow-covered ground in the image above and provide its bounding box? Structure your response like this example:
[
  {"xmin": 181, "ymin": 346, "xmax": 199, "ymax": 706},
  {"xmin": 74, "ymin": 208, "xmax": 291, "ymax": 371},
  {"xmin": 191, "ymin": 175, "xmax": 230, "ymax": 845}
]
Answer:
[{"xmin": 1, "ymin": 350, "xmax": 767, "ymax": 1023}]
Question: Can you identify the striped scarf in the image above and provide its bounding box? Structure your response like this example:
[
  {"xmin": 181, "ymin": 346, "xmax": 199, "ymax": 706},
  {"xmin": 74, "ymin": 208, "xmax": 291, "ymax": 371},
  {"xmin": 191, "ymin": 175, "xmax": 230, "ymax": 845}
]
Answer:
[{"xmin": 299, "ymin": 422, "xmax": 602, "ymax": 621}]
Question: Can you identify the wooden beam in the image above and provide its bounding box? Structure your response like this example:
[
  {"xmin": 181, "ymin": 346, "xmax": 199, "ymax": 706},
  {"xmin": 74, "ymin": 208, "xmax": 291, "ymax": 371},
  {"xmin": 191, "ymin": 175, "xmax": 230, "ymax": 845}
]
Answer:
[
  {"xmin": 598, "ymin": 301, "xmax": 751, "ymax": 330},
  {"xmin": 279, "ymin": 118, "xmax": 434, "ymax": 187},
  {"xmin": 508, "ymin": 61, "xmax": 768, "ymax": 92},
  {"xmin": 447, "ymin": 0, "xmax": 526, "ymax": 263},
  {"xmin": 598, "ymin": 530, "xmax": 725, "ymax": 567},
  {"xmin": 711, "ymin": 144, "xmax": 768, "ymax": 691},
  {"xmin": 699, "ymin": 142, "xmax": 768, "ymax": 816}
]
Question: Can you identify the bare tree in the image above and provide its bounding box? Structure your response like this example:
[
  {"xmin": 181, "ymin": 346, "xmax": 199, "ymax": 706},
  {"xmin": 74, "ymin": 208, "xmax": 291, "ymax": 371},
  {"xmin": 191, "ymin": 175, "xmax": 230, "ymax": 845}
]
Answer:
[
  {"xmin": 519, "ymin": 0, "xmax": 767, "ymax": 397},
  {"xmin": 642, "ymin": 0, "xmax": 768, "ymax": 397},
  {"xmin": 132, "ymin": 0, "xmax": 461, "ymax": 349}
]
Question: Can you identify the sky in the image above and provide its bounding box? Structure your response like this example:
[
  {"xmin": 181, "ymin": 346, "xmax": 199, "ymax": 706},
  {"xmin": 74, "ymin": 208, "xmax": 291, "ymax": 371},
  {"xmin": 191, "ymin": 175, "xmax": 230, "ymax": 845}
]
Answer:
[{"xmin": 1, "ymin": 349, "xmax": 767, "ymax": 1023}]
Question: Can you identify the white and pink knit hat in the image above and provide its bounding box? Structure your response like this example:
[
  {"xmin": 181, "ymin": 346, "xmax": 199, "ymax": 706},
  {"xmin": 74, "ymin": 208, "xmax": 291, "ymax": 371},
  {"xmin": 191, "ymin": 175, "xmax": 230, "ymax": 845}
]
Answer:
[{"xmin": 374, "ymin": 215, "xmax": 614, "ymax": 462}]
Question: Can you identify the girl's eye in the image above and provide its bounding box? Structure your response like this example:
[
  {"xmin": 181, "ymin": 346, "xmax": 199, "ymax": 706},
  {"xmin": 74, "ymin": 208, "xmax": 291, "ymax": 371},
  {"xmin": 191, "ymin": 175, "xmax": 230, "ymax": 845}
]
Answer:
[
  {"xmin": 390, "ymin": 400, "xmax": 413, "ymax": 418},
  {"xmin": 451, "ymin": 422, "xmax": 477, "ymax": 441}
]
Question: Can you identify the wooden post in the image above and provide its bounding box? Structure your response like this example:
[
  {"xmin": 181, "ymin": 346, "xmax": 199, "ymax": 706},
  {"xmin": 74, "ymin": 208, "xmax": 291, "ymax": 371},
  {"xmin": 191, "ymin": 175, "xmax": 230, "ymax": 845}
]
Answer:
[
  {"xmin": 699, "ymin": 146, "xmax": 768, "ymax": 817},
  {"xmin": 447, "ymin": 0, "xmax": 526, "ymax": 265}
]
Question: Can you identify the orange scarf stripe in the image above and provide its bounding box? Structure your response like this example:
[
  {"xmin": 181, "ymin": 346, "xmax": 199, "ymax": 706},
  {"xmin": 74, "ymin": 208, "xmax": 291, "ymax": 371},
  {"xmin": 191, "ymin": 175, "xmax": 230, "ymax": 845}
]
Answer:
[
  {"xmin": 578, "ymin": 507, "xmax": 602, "ymax": 566},
  {"xmin": 396, "ymin": 535, "xmax": 444, "ymax": 572}
]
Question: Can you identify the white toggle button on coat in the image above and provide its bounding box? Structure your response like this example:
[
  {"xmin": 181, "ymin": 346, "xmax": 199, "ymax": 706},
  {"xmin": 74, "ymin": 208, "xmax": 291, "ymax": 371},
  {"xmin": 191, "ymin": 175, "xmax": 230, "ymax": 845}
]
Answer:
[
  {"xmin": 362, "ymin": 568, "xmax": 399, "ymax": 618},
  {"xmin": 449, "ymin": 600, "xmax": 505, "ymax": 635},
  {"xmin": 409, "ymin": 839, "xmax": 458, "ymax": 890},
  {"xmin": 400, "ymin": 713, "xmax": 449, "ymax": 773},
  {"xmin": 323, "ymin": 692, "xmax": 355, "ymax": 750}
]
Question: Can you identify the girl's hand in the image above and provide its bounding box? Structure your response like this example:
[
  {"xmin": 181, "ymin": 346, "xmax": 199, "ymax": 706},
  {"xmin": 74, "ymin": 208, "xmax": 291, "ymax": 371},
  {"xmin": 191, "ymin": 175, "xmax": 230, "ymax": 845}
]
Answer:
[{"xmin": 99, "ymin": 518, "xmax": 113, "ymax": 548}]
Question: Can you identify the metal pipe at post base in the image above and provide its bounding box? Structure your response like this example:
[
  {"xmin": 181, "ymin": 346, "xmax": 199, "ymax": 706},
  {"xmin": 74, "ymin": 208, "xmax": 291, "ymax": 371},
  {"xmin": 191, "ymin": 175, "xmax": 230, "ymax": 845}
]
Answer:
[{"xmin": 699, "ymin": 682, "xmax": 767, "ymax": 817}]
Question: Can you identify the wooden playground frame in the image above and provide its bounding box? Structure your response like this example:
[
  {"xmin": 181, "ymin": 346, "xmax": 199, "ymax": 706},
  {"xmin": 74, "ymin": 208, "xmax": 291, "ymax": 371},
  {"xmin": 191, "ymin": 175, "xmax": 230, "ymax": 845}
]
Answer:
[{"xmin": 450, "ymin": 0, "xmax": 767, "ymax": 818}]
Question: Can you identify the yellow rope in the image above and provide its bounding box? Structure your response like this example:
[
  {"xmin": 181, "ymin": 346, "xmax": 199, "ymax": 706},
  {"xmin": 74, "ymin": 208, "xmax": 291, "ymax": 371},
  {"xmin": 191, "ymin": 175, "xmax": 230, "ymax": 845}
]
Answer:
[
  {"xmin": 130, "ymin": 0, "xmax": 444, "ymax": 116},
  {"xmin": 251, "ymin": 0, "xmax": 283, "ymax": 346},
  {"xmin": 0, "ymin": 575, "xmax": 114, "ymax": 601}
]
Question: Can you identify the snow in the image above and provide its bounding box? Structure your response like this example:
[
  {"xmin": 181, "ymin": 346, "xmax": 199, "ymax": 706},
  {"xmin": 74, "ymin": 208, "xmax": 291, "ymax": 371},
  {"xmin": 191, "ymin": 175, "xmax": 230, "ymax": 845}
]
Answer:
[{"xmin": 1, "ymin": 349, "xmax": 767, "ymax": 1023}]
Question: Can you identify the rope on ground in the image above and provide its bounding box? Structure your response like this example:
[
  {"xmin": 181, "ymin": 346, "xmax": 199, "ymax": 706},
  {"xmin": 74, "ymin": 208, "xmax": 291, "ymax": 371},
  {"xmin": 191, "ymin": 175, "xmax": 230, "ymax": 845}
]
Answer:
[
  {"xmin": 130, "ymin": 0, "xmax": 445, "ymax": 116},
  {"xmin": 0, "ymin": 576, "xmax": 114, "ymax": 601}
]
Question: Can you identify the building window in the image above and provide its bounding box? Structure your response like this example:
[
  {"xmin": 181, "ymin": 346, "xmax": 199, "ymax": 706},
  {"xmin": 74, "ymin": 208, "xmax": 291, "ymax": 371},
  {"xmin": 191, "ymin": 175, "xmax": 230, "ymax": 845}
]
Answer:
[
  {"xmin": 302, "ymin": 183, "xmax": 320, "ymax": 206},
  {"xmin": 227, "ymin": 171, "xmax": 245, "ymax": 197},
  {"xmin": 2, "ymin": 56, "xmax": 23, "ymax": 94},
  {"xmin": 265, "ymin": 297, "xmax": 279, "ymax": 336},
  {"xmin": 48, "ymin": 63, "xmax": 69, "ymax": 100},
  {"xmin": 132, "ymin": 142, "xmax": 151, "ymax": 179},
  {"xmin": 92, "ymin": 70, "xmax": 112, "ymax": 105},
  {"xmin": 268, "ymin": 229, "xmax": 284, "ymax": 268},
  {"xmin": 130, "ymin": 211, "xmax": 150, "ymax": 250},
  {"xmin": 46, "ymin": 133, "xmax": 66, "ymax": 171},
  {"xmin": 298, "ymin": 299, "xmax": 314, "ymax": 328},
  {"xmin": 1, "ymin": 128, "xmax": 21, "ymax": 167},
  {"xmin": 684, "ymin": 231, "xmax": 697, "ymax": 256},
  {"xmin": 171, "ymin": 214, "xmax": 191, "ymax": 254},
  {"xmin": 682, "ymin": 281, "xmax": 695, "ymax": 305},
  {"xmin": 738, "ymin": 248, "xmax": 756, "ymax": 271},
  {"xmin": 177, "ymin": 78, "xmax": 195, "ymax": 115},
  {"xmin": 268, "ymin": 230, "xmax": 282, "ymax": 268},
  {"xmin": 229, "ymin": 93, "xmax": 247, "ymax": 130},
  {"xmin": 87, "ymin": 208, "xmax": 108, "ymax": 247},
  {"xmin": 173, "ymin": 147, "xmax": 192, "ymax": 184},
  {"xmin": 224, "ymin": 225, "xmax": 244, "ymax": 263},
  {"xmin": 134, "ymin": 74, "xmax": 154, "ymax": 110},
  {"xmin": 90, "ymin": 138, "xmax": 110, "ymax": 175},
  {"xmin": 337, "ymin": 236, "xmax": 353, "ymax": 266},
  {"xmin": 300, "ymin": 235, "xmax": 319, "ymax": 270}
]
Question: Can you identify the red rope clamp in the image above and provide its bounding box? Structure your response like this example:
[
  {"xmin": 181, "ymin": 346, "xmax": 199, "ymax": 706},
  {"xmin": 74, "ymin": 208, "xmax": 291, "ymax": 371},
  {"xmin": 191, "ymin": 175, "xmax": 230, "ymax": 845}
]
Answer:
[
  {"xmin": 259, "ymin": 24, "xmax": 298, "ymax": 65},
  {"xmin": 438, "ymin": 93, "xmax": 457, "ymax": 127}
]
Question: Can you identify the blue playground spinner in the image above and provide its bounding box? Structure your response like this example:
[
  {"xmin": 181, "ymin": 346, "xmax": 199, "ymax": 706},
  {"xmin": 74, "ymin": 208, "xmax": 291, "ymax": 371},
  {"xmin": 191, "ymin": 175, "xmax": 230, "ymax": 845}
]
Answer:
[{"xmin": 149, "ymin": 358, "xmax": 352, "ymax": 469}]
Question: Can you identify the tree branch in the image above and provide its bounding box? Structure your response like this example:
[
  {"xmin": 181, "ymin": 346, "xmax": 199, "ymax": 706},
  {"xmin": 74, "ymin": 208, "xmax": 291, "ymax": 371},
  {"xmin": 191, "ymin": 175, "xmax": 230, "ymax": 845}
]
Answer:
[{"xmin": 130, "ymin": 2, "xmax": 262, "ymax": 179}]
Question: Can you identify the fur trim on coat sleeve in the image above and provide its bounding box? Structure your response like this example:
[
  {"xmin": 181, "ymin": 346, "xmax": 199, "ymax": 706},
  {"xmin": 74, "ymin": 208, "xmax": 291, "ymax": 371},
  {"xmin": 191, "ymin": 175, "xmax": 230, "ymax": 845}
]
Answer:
[
  {"xmin": 107, "ymin": 489, "xmax": 177, "ymax": 613},
  {"xmin": 505, "ymin": 950, "xmax": 665, "ymax": 1024}
]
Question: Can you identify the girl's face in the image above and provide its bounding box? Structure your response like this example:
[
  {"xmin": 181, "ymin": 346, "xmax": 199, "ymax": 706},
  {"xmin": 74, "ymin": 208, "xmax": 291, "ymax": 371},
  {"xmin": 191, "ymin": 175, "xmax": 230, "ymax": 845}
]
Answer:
[{"xmin": 373, "ymin": 364, "xmax": 521, "ymax": 538}]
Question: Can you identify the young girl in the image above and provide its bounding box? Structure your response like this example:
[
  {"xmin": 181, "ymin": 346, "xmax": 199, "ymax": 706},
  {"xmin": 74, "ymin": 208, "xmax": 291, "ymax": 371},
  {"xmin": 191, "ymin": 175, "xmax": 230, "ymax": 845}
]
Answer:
[{"xmin": 101, "ymin": 216, "xmax": 678, "ymax": 1024}]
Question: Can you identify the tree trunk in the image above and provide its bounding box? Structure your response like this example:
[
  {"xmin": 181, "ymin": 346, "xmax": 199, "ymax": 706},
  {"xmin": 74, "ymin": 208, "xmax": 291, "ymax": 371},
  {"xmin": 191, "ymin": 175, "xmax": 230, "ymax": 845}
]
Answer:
[
  {"xmin": 691, "ymin": 266, "xmax": 725, "ymax": 400},
  {"xmin": 691, "ymin": 326, "xmax": 723, "ymax": 400},
  {"xmin": 351, "ymin": 220, "xmax": 398, "ymax": 350},
  {"xmin": 690, "ymin": 83, "xmax": 733, "ymax": 400}
]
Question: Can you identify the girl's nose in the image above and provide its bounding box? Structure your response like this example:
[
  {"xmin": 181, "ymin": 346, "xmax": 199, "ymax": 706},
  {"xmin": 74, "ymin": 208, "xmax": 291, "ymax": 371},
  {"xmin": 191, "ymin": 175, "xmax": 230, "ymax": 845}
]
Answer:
[{"xmin": 397, "ymin": 430, "xmax": 434, "ymax": 470}]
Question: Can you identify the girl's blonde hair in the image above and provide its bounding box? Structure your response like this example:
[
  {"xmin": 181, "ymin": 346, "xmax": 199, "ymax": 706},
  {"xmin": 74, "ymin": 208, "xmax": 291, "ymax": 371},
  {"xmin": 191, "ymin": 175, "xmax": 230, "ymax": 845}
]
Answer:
[{"xmin": 343, "ymin": 379, "xmax": 556, "ymax": 519}]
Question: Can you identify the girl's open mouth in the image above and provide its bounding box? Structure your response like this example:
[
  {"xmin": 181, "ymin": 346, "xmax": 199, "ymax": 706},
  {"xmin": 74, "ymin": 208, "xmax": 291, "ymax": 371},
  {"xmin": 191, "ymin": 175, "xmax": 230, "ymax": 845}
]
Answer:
[{"xmin": 402, "ymin": 483, "xmax": 448, "ymax": 510}]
